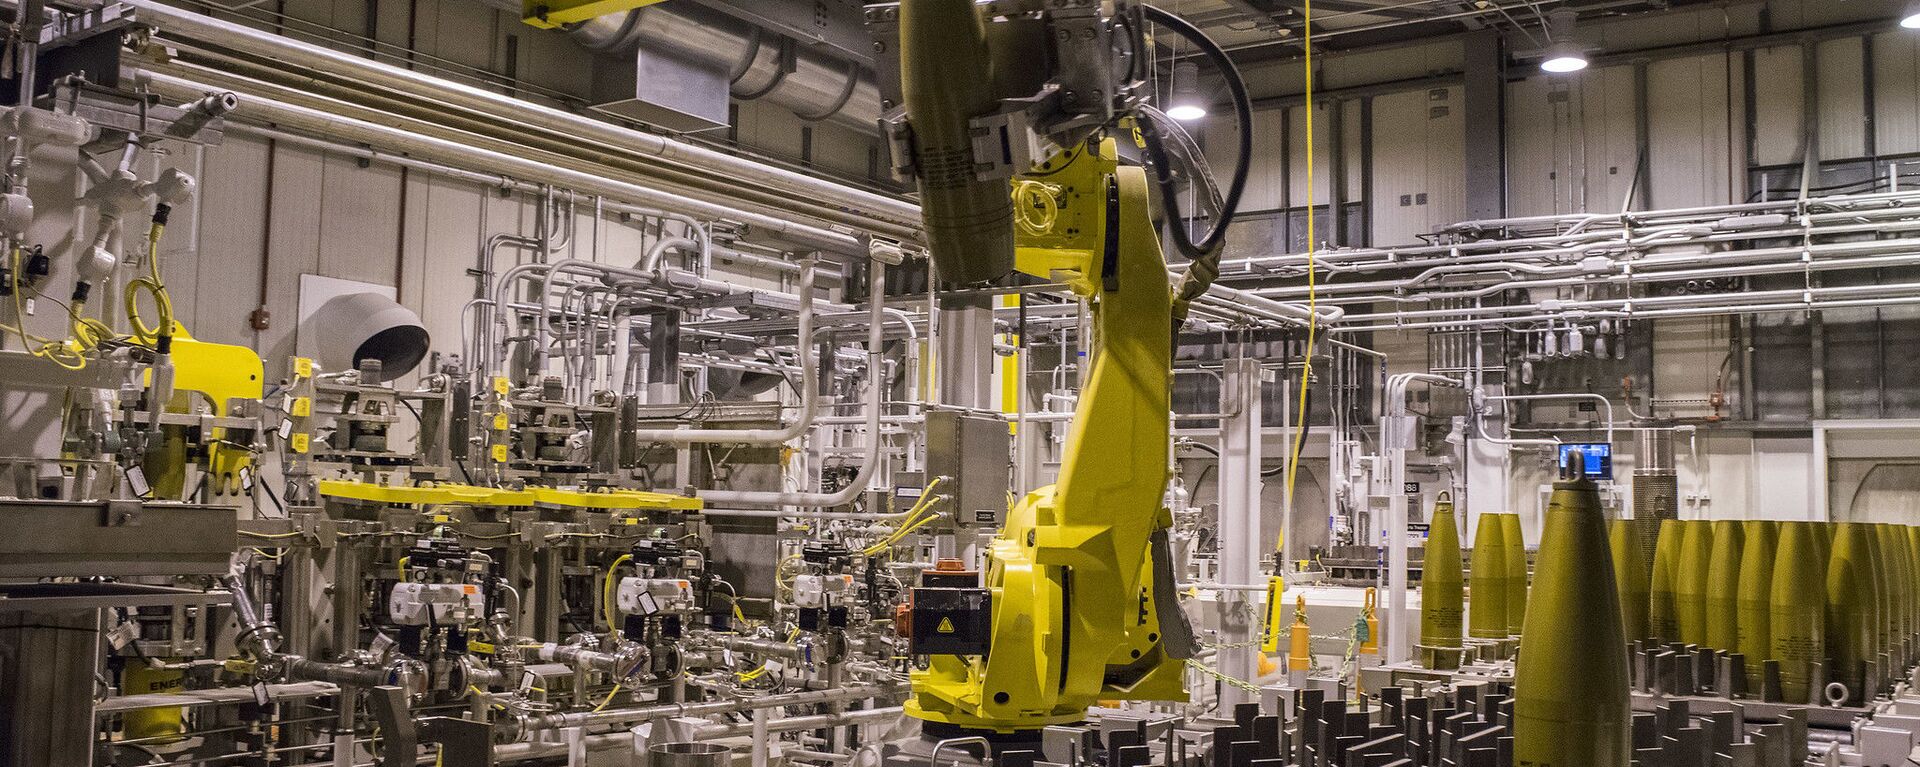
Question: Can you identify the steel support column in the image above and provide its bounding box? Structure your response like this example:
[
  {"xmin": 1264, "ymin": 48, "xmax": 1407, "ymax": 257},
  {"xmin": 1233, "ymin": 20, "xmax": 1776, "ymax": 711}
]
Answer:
[
  {"xmin": 1461, "ymin": 29, "xmax": 1505, "ymax": 221},
  {"xmin": 1218, "ymin": 357, "xmax": 1265, "ymax": 705}
]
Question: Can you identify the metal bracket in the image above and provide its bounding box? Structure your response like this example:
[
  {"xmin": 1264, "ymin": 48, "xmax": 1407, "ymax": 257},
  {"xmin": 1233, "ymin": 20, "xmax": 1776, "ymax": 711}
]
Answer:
[
  {"xmin": 103, "ymin": 499, "xmax": 141, "ymax": 527},
  {"xmin": 419, "ymin": 716, "xmax": 495, "ymax": 766},
  {"xmin": 968, "ymin": 90, "xmax": 1063, "ymax": 181},
  {"xmin": 880, "ymin": 108, "xmax": 914, "ymax": 181},
  {"xmin": 364, "ymin": 685, "xmax": 416, "ymax": 766}
]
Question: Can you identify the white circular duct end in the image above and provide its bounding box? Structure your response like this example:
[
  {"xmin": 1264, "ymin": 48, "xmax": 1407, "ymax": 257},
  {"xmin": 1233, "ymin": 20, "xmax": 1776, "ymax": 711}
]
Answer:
[{"xmin": 308, "ymin": 292, "xmax": 430, "ymax": 382}]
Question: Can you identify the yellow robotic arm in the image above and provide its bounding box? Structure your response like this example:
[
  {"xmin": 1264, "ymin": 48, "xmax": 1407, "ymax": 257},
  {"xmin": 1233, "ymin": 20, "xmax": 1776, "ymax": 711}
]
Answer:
[
  {"xmin": 878, "ymin": 0, "xmax": 1251, "ymax": 735},
  {"xmin": 906, "ymin": 140, "xmax": 1191, "ymax": 732}
]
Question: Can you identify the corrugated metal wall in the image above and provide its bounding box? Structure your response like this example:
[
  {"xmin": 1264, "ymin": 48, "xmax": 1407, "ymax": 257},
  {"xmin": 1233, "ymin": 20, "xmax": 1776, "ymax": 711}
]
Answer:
[
  {"xmin": 1645, "ymin": 53, "xmax": 1738, "ymax": 209},
  {"xmin": 1505, "ymin": 65, "xmax": 1638, "ymax": 217},
  {"xmin": 1368, "ymin": 87, "xmax": 1466, "ymax": 245}
]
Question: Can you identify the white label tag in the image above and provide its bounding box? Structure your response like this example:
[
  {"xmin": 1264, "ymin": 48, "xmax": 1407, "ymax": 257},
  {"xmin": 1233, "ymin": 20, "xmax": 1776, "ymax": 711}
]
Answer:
[
  {"xmin": 124, "ymin": 466, "xmax": 149, "ymax": 497},
  {"xmin": 239, "ymin": 467, "xmax": 254, "ymax": 492},
  {"xmin": 22, "ymin": 297, "xmax": 33, "ymax": 316},
  {"xmin": 638, "ymin": 593, "xmax": 659, "ymax": 615},
  {"xmin": 722, "ymin": 649, "xmax": 735, "ymax": 666},
  {"xmin": 369, "ymin": 633, "xmax": 395, "ymax": 656},
  {"xmin": 107, "ymin": 621, "xmax": 138, "ymax": 650},
  {"xmin": 278, "ymin": 419, "xmax": 293, "ymax": 440},
  {"xmin": 763, "ymin": 659, "xmax": 784, "ymax": 675}
]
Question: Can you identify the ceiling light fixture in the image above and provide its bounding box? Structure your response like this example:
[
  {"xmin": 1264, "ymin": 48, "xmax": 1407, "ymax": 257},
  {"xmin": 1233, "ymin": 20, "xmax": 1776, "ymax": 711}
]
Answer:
[
  {"xmin": 1539, "ymin": 8, "xmax": 1590, "ymax": 74},
  {"xmin": 1540, "ymin": 41, "xmax": 1590, "ymax": 73},
  {"xmin": 1167, "ymin": 61, "xmax": 1208, "ymax": 121}
]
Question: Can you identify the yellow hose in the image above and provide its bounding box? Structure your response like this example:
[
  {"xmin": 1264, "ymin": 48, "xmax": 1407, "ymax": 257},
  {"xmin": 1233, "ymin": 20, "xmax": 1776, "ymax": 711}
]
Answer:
[
  {"xmin": 1281, "ymin": 2, "xmax": 1318, "ymax": 552},
  {"xmin": 6, "ymin": 247, "xmax": 85, "ymax": 370},
  {"xmin": 592, "ymin": 684, "xmax": 623, "ymax": 712},
  {"xmin": 602, "ymin": 554, "xmax": 633, "ymax": 632},
  {"xmin": 124, "ymin": 222, "xmax": 174, "ymax": 345}
]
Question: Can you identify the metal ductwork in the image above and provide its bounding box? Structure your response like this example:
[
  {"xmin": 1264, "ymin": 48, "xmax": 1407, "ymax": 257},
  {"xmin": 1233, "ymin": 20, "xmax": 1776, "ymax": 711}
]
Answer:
[
  {"xmin": 563, "ymin": 2, "xmax": 882, "ymax": 135},
  {"xmin": 305, "ymin": 292, "xmax": 431, "ymax": 383}
]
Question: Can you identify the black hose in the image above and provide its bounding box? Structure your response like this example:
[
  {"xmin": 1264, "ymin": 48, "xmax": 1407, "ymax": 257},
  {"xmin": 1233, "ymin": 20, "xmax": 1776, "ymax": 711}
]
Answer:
[
  {"xmin": 1181, "ymin": 439, "xmax": 1221, "ymax": 456},
  {"xmin": 1137, "ymin": 5, "xmax": 1254, "ymax": 325}
]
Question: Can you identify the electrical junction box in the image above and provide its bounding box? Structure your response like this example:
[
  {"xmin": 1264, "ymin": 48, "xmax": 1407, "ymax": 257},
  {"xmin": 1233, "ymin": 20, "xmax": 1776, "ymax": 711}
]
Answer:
[
  {"xmin": 388, "ymin": 582, "xmax": 483, "ymax": 626},
  {"xmin": 925, "ymin": 410, "xmax": 1011, "ymax": 529},
  {"xmin": 792, "ymin": 573, "xmax": 854, "ymax": 609},
  {"xmin": 616, "ymin": 577, "xmax": 693, "ymax": 615}
]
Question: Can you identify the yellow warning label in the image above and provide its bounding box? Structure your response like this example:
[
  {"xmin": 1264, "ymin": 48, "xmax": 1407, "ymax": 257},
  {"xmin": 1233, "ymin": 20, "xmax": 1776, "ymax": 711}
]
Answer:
[
  {"xmin": 937, "ymin": 617, "xmax": 956, "ymax": 634},
  {"xmin": 293, "ymin": 357, "xmax": 313, "ymax": 378},
  {"xmin": 290, "ymin": 397, "xmax": 311, "ymax": 417},
  {"xmin": 490, "ymin": 444, "xmax": 509, "ymax": 462},
  {"xmin": 290, "ymin": 433, "xmax": 310, "ymax": 454}
]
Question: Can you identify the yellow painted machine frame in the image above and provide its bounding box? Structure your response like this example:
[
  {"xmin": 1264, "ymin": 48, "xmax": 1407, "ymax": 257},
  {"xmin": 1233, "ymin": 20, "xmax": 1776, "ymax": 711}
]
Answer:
[
  {"xmin": 142, "ymin": 332, "xmax": 264, "ymax": 499},
  {"xmin": 906, "ymin": 137, "xmax": 1187, "ymax": 732},
  {"xmin": 519, "ymin": 0, "xmax": 666, "ymax": 29},
  {"xmin": 316, "ymin": 479, "xmax": 702, "ymax": 512}
]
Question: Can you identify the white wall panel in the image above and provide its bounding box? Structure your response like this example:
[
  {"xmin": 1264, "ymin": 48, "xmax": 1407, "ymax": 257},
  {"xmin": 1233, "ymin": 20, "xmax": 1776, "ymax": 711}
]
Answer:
[
  {"xmin": 419, "ymin": 0, "xmax": 503, "ymax": 74},
  {"xmin": 317, "ymin": 153, "xmax": 404, "ymax": 283},
  {"xmin": 1817, "ymin": 38, "xmax": 1868, "ymax": 160},
  {"xmin": 1368, "ymin": 87, "xmax": 1463, "ymax": 245},
  {"xmin": 1580, "ymin": 66, "xmax": 1641, "ymax": 214},
  {"xmin": 1646, "ymin": 53, "xmax": 1735, "ymax": 208},
  {"xmin": 189, "ymin": 135, "xmax": 270, "ymax": 348},
  {"xmin": 1588, "ymin": 5, "xmax": 1765, "ymax": 53},
  {"xmin": 1752, "ymin": 45, "xmax": 1807, "ymax": 167},
  {"xmin": 1874, "ymin": 31, "xmax": 1920, "ymax": 155},
  {"xmin": 1507, "ymin": 66, "xmax": 1639, "ymax": 217},
  {"xmin": 1203, "ymin": 106, "xmax": 1285, "ymax": 213},
  {"xmin": 1504, "ymin": 75, "xmax": 1558, "ymax": 217},
  {"xmin": 813, "ymin": 122, "xmax": 873, "ymax": 179},
  {"xmin": 1369, "ymin": 89, "xmax": 1427, "ymax": 246},
  {"xmin": 260, "ymin": 144, "xmax": 325, "ymax": 363},
  {"xmin": 1287, "ymin": 103, "xmax": 1332, "ymax": 206},
  {"xmin": 1424, "ymin": 87, "xmax": 1467, "ymax": 231},
  {"xmin": 520, "ymin": 24, "xmax": 596, "ymax": 99},
  {"xmin": 1247, "ymin": 107, "xmax": 1287, "ymax": 212}
]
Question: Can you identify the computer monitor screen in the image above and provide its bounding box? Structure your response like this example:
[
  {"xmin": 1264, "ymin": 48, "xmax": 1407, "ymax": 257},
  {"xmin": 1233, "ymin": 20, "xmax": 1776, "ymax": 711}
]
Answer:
[{"xmin": 1557, "ymin": 442, "xmax": 1613, "ymax": 480}]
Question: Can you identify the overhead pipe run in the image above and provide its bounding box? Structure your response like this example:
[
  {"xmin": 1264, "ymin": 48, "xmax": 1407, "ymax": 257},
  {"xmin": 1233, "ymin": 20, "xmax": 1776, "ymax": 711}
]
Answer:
[
  {"xmin": 626, "ymin": 261, "xmax": 823, "ymax": 446},
  {"xmin": 116, "ymin": 0, "xmax": 920, "ymax": 237},
  {"xmin": 1210, "ymin": 189, "xmax": 1920, "ymax": 285},
  {"xmin": 133, "ymin": 69, "xmax": 864, "ymax": 257},
  {"xmin": 697, "ymin": 260, "xmax": 889, "ymax": 510}
]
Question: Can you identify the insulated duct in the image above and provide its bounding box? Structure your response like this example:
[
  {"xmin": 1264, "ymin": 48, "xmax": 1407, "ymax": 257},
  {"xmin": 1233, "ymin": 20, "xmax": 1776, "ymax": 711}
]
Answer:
[{"xmin": 499, "ymin": 0, "xmax": 881, "ymax": 135}]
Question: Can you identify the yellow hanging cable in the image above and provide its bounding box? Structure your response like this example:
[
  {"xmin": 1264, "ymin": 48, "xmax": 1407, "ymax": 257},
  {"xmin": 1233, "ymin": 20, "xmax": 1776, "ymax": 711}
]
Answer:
[
  {"xmin": 601, "ymin": 553, "xmax": 632, "ymax": 632},
  {"xmin": 592, "ymin": 684, "xmax": 624, "ymax": 712},
  {"xmin": 5, "ymin": 247, "xmax": 84, "ymax": 369},
  {"xmin": 124, "ymin": 221, "xmax": 174, "ymax": 346},
  {"xmin": 1281, "ymin": 0, "xmax": 1318, "ymax": 553},
  {"xmin": 862, "ymin": 483, "xmax": 946, "ymax": 556}
]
